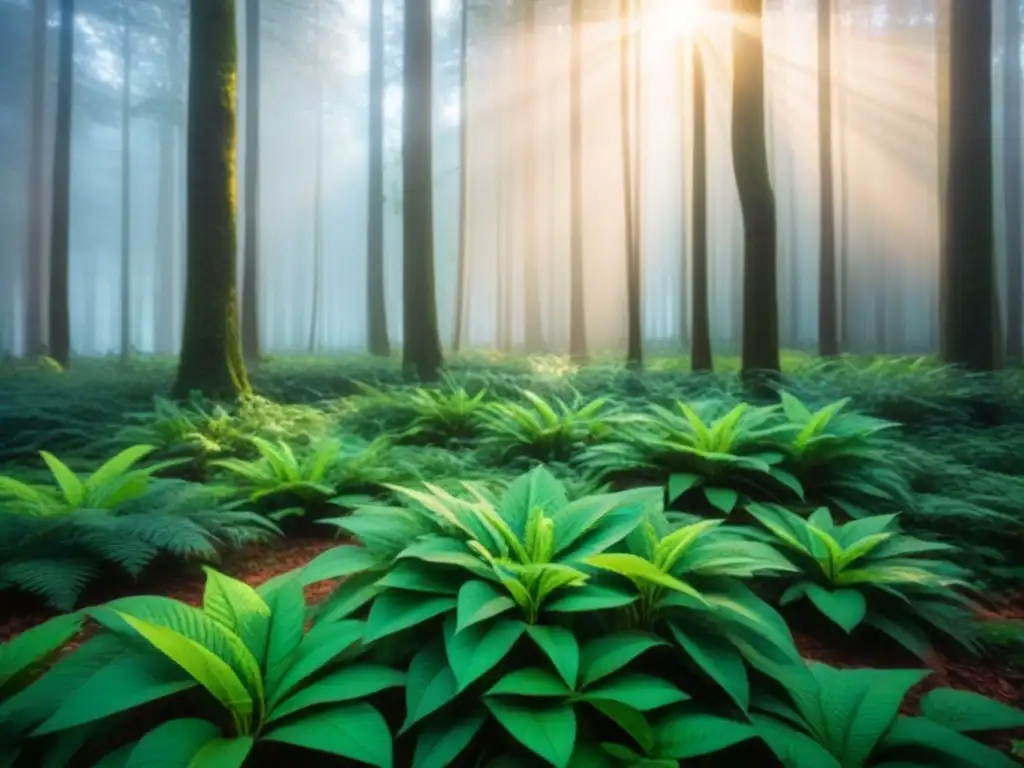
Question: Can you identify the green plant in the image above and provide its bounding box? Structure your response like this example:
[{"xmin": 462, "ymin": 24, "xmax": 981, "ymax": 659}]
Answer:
[
  {"xmin": 111, "ymin": 395, "xmax": 234, "ymax": 459},
  {"xmin": 393, "ymin": 376, "xmax": 491, "ymax": 444},
  {"xmin": 746, "ymin": 503, "xmax": 981, "ymax": 658},
  {"xmin": 752, "ymin": 662, "xmax": 1024, "ymax": 767},
  {"xmin": 479, "ymin": 389, "xmax": 618, "ymax": 463},
  {"xmin": 0, "ymin": 444, "xmax": 184, "ymax": 517},
  {"xmin": 583, "ymin": 401, "xmax": 800, "ymax": 515}
]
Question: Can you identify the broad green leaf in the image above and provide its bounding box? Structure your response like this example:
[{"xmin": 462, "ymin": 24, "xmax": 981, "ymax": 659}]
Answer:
[
  {"xmin": 364, "ymin": 593, "xmax": 456, "ymax": 643},
  {"xmin": 919, "ymin": 688, "xmax": 1024, "ymax": 733},
  {"xmin": 125, "ymin": 718, "xmax": 220, "ymax": 767},
  {"xmin": 298, "ymin": 546, "xmax": 384, "ymax": 586},
  {"xmin": 93, "ymin": 744, "xmax": 134, "ymax": 768},
  {"xmin": 0, "ymin": 613, "xmax": 82, "ymax": 696},
  {"xmin": 667, "ymin": 473, "xmax": 701, "ymax": 505},
  {"xmin": 669, "ymin": 623, "xmax": 749, "ymax": 712},
  {"xmin": 457, "ymin": 580, "xmax": 516, "ymax": 632},
  {"xmin": 262, "ymin": 577, "xmax": 306, "ymax": 687},
  {"xmin": 803, "ymin": 584, "xmax": 867, "ymax": 634},
  {"xmin": 266, "ymin": 664, "xmax": 405, "ymax": 725},
  {"xmin": 656, "ymin": 711, "xmax": 757, "ymax": 759},
  {"xmin": 880, "ymin": 716, "xmax": 1020, "ymax": 768},
  {"xmin": 545, "ymin": 585, "xmax": 637, "ymax": 613},
  {"xmin": 263, "ymin": 703, "xmax": 392, "ymax": 768},
  {"xmin": 377, "ymin": 563, "xmax": 462, "ymax": 596},
  {"xmin": 314, "ymin": 571, "xmax": 383, "ymax": 624},
  {"xmin": 486, "ymin": 699, "xmax": 577, "ymax": 768},
  {"xmin": 268, "ymin": 620, "xmax": 364, "ymax": 707},
  {"xmin": 40, "ymin": 451, "xmax": 85, "ymax": 506},
  {"xmin": 586, "ymin": 554, "xmax": 707, "ymax": 605},
  {"xmin": 588, "ymin": 699, "xmax": 655, "ymax": 753},
  {"xmin": 412, "ymin": 711, "xmax": 487, "ymax": 768},
  {"xmin": 188, "ymin": 737, "xmax": 253, "ymax": 768},
  {"xmin": 200, "ymin": 568, "xmax": 269, "ymax": 661},
  {"xmin": 398, "ymin": 538, "xmax": 498, "ymax": 581},
  {"xmin": 562, "ymin": 501, "xmax": 650, "ymax": 560},
  {"xmin": 581, "ymin": 674, "xmax": 689, "ymax": 711},
  {"xmin": 487, "ymin": 667, "xmax": 572, "ymax": 697},
  {"xmin": 751, "ymin": 714, "xmax": 843, "ymax": 768},
  {"xmin": 444, "ymin": 615, "xmax": 525, "ymax": 691},
  {"xmin": 579, "ymin": 632, "xmax": 667, "ymax": 688},
  {"xmin": 499, "ymin": 466, "xmax": 569, "ymax": 540},
  {"xmin": 704, "ymin": 488, "xmax": 739, "ymax": 515},
  {"xmin": 525, "ymin": 624, "xmax": 579, "ymax": 688},
  {"xmin": 402, "ymin": 643, "xmax": 459, "ymax": 732}
]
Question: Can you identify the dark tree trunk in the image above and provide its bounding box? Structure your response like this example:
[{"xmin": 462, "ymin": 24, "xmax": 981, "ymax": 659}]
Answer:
[
  {"xmin": 817, "ymin": 0, "xmax": 838, "ymax": 356},
  {"xmin": 787, "ymin": 148, "xmax": 799, "ymax": 347},
  {"xmin": 119, "ymin": 2, "xmax": 132, "ymax": 365},
  {"xmin": 241, "ymin": 0, "xmax": 261, "ymax": 364},
  {"xmin": 521, "ymin": 0, "xmax": 544, "ymax": 352},
  {"xmin": 402, "ymin": 0, "xmax": 443, "ymax": 379},
  {"xmin": 25, "ymin": 0, "xmax": 47, "ymax": 358},
  {"xmin": 935, "ymin": 0, "xmax": 951, "ymax": 356},
  {"xmin": 732, "ymin": 0, "xmax": 780, "ymax": 384},
  {"xmin": 691, "ymin": 40, "xmax": 712, "ymax": 372},
  {"xmin": 678, "ymin": 35, "xmax": 688, "ymax": 347},
  {"xmin": 48, "ymin": 0, "xmax": 74, "ymax": 369},
  {"xmin": 941, "ymin": 0, "xmax": 1000, "ymax": 371},
  {"xmin": 173, "ymin": 0, "xmax": 251, "ymax": 399},
  {"xmin": 1005, "ymin": 0, "xmax": 1022, "ymax": 362},
  {"xmin": 568, "ymin": 0, "xmax": 588, "ymax": 362},
  {"xmin": 450, "ymin": 0, "xmax": 469, "ymax": 354},
  {"xmin": 620, "ymin": 0, "xmax": 642, "ymax": 368},
  {"xmin": 837, "ymin": 22, "xmax": 850, "ymax": 353},
  {"xmin": 156, "ymin": 8, "xmax": 183, "ymax": 355}
]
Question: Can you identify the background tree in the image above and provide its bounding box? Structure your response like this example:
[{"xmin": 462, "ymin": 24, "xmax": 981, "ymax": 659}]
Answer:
[
  {"xmin": 817, "ymin": 0, "xmax": 838, "ymax": 356},
  {"xmin": 621, "ymin": 0, "xmax": 642, "ymax": 369},
  {"xmin": 119, "ymin": 0, "xmax": 133, "ymax": 365},
  {"xmin": 1005, "ymin": 0, "xmax": 1022, "ymax": 363},
  {"xmin": 25, "ymin": 0, "xmax": 47, "ymax": 359},
  {"xmin": 367, "ymin": 0, "xmax": 390, "ymax": 358},
  {"xmin": 568, "ymin": 0, "xmax": 587, "ymax": 363},
  {"xmin": 691, "ymin": 36, "xmax": 712, "ymax": 372},
  {"xmin": 241, "ymin": 0, "xmax": 262, "ymax": 365}
]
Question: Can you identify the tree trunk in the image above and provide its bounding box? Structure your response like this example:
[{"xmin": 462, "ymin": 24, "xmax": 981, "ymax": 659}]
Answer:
[
  {"xmin": 837, "ymin": 11, "xmax": 850, "ymax": 352},
  {"xmin": 156, "ymin": 8, "xmax": 182, "ymax": 355},
  {"xmin": 620, "ymin": 0, "xmax": 642, "ymax": 368},
  {"xmin": 941, "ymin": 0, "xmax": 1000, "ymax": 371},
  {"xmin": 173, "ymin": 0, "xmax": 250, "ymax": 399},
  {"xmin": 521, "ymin": 0, "xmax": 544, "ymax": 352},
  {"xmin": 308, "ymin": 0, "xmax": 324, "ymax": 354},
  {"xmin": 1005, "ymin": 0, "xmax": 1022, "ymax": 362},
  {"xmin": 732, "ymin": 0, "xmax": 779, "ymax": 384},
  {"xmin": 48, "ymin": 0, "xmax": 74, "ymax": 368},
  {"xmin": 935, "ymin": 0, "xmax": 951, "ymax": 356},
  {"xmin": 817, "ymin": 0, "xmax": 838, "ymax": 356},
  {"xmin": 691, "ymin": 39, "xmax": 712, "ymax": 372},
  {"xmin": 402, "ymin": 0, "xmax": 443, "ymax": 379},
  {"xmin": 25, "ymin": 0, "xmax": 47, "ymax": 358},
  {"xmin": 450, "ymin": 0, "xmax": 469, "ymax": 354},
  {"xmin": 119, "ymin": 2, "xmax": 133, "ymax": 365},
  {"xmin": 678, "ymin": 35, "xmax": 688, "ymax": 347},
  {"xmin": 787, "ymin": 148, "xmax": 799, "ymax": 347},
  {"xmin": 568, "ymin": 0, "xmax": 588, "ymax": 362},
  {"xmin": 241, "ymin": 0, "xmax": 261, "ymax": 364}
]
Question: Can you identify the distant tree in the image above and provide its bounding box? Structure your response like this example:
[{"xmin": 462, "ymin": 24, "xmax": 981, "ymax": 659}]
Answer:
[
  {"xmin": 568, "ymin": 0, "xmax": 588, "ymax": 362},
  {"xmin": 732, "ymin": 0, "xmax": 779, "ymax": 385},
  {"xmin": 173, "ymin": 0, "xmax": 251, "ymax": 398},
  {"xmin": 25, "ymin": 0, "xmax": 47, "ymax": 358},
  {"xmin": 817, "ymin": 0, "xmax": 838, "ymax": 356},
  {"xmin": 241, "ymin": 0, "xmax": 262, "ymax": 365},
  {"xmin": 941, "ymin": 0, "xmax": 1001, "ymax": 370},
  {"xmin": 620, "ymin": 0, "xmax": 642, "ymax": 369},
  {"xmin": 367, "ymin": 0, "xmax": 391, "ymax": 357},
  {"xmin": 48, "ymin": 0, "xmax": 75, "ymax": 368},
  {"xmin": 119, "ymin": 0, "xmax": 133, "ymax": 365},
  {"xmin": 521, "ymin": 0, "xmax": 544, "ymax": 353},
  {"xmin": 690, "ymin": 38, "xmax": 712, "ymax": 372},
  {"xmin": 934, "ymin": 0, "xmax": 950, "ymax": 354},
  {"xmin": 402, "ymin": 0, "xmax": 444, "ymax": 379},
  {"xmin": 1004, "ymin": 0, "xmax": 1022, "ymax": 362},
  {"xmin": 308, "ymin": 0, "xmax": 325, "ymax": 354}
]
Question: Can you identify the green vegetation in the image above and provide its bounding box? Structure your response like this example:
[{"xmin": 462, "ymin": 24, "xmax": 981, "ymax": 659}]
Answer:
[{"xmin": 0, "ymin": 353, "xmax": 1023, "ymax": 765}]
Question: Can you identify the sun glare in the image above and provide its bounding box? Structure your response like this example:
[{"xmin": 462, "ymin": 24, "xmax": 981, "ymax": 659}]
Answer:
[{"xmin": 663, "ymin": 0, "xmax": 700, "ymax": 34}]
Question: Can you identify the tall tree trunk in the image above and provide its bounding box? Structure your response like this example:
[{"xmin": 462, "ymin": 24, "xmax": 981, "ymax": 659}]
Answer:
[
  {"xmin": 173, "ymin": 0, "xmax": 250, "ymax": 399},
  {"xmin": 732, "ymin": 0, "xmax": 779, "ymax": 384},
  {"xmin": 241, "ymin": 0, "xmax": 261, "ymax": 364},
  {"xmin": 817, "ymin": 0, "xmax": 838, "ymax": 356},
  {"xmin": 634, "ymin": 0, "xmax": 645, "ymax": 346},
  {"xmin": 568, "ymin": 0, "xmax": 588, "ymax": 362},
  {"xmin": 837, "ymin": 18, "xmax": 850, "ymax": 353},
  {"xmin": 678, "ymin": 34, "xmax": 688, "ymax": 347},
  {"xmin": 620, "ymin": 0, "xmax": 641, "ymax": 368},
  {"xmin": 119, "ymin": 2, "xmax": 133, "ymax": 365},
  {"xmin": 496, "ymin": 36, "xmax": 510, "ymax": 354},
  {"xmin": 25, "ymin": 0, "xmax": 47, "ymax": 358},
  {"xmin": 402, "ymin": 0, "xmax": 443, "ymax": 379},
  {"xmin": 521, "ymin": 1, "xmax": 544, "ymax": 352},
  {"xmin": 935, "ymin": 0, "xmax": 951, "ymax": 356},
  {"xmin": 942, "ymin": 0, "xmax": 1000, "ymax": 370},
  {"xmin": 156, "ymin": 7, "xmax": 182, "ymax": 355},
  {"xmin": 1005, "ymin": 0, "xmax": 1022, "ymax": 362},
  {"xmin": 691, "ymin": 39, "xmax": 712, "ymax": 372},
  {"xmin": 48, "ymin": 0, "xmax": 74, "ymax": 368},
  {"xmin": 308, "ymin": 0, "xmax": 324, "ymax": 353},
  {"xmin": 787, "ymin": 149, "xmax": 799, "ymax": 347},
  {"xmin": 450, "ymin": 0, "xmax": 469, "ymax": 353}
]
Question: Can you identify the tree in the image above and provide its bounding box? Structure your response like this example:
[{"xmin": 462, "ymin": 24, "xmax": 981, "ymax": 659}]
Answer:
[
  {"xmin": 119, "ymin": 0, "xmax": 133, "ymax": 365},
  {"xmin": 568, "ymin": 0, "xmax": 588, "ymax": 362},
  {"xmin": 941, "ymin": 0, "xmax": 1000, "ymax": 370},
  {"xmin": 817, "ymin": 0, "xmax": 838, "ymax": 356},
  {"xmin": 241, "ymin": 0, "xmax": 262, "ymax": 364},
  {"xmin": 367, "ymin": 0, "xmax": 391, "ymax": 357},
  {"xmin": 173, "ymin": 0, "xmax": 251, "ymax": 399},
  {"xmin": 25, "ymin": 0, "xmax": 47, "ymax": 358},
  {"xmin": 690, "ymin": 37, "xmax": 712, "ymax": 372},
  {"xmin": 620, "ymin": 0, "xmax": 642, "ymax": 368},
  {"xmin": 48, "ymin": 0, "xmax": 75, "ymax": 368},
  {"xmin": 521, "ymin": 0, "xmax": 544, "ymax": 352},
  {"xmin": 402, "ymin": 0, "xmax": 444, "ymax": 379},
  {"xmin": 934, "ymin": 0, "xmax": 950, "ymax": 354},
  {"xmin": 1004, "ymin": 0, "xmax": 1022, "ymax": 362},
  {"xmin": 308, "ymin": 0, "xmax": 325, "ymax": 353},
  {"xmin": 732, "ymin": 0, "xmax": 779, "ymax": 384}
]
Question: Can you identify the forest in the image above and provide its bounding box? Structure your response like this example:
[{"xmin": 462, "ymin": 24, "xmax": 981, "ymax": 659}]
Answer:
[{"xmin": 1, "ymin": 0, "xmax": 1024, "ymax": 765}]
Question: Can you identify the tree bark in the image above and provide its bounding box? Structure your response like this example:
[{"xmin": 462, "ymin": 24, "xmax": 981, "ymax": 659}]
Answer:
[
  {"xmin": 25, "ymin": 0, "xmax": 47, "ymax": 358},
  {"xmin": 173, "ymin": 0, "xmax": 251, "ymax": 398},
  {"xmin": 568, "ymin": 0, "xmax": 587, "ymax": 362},
  {"xmin": 450, "ymin": 0, "xmax": 469, "ymax": 354},
  {"xmin": 48, "ymin": 0, "xmax": 74, "ymax": 368},
  {"xmin": 620, "ymin": 0, "xmax": 642, "ymax": 368},
  {"xmin": 241, "ymin": 0, "xmax": 261, "ymax": 364},
  {"xmin": 402, "ymin": 0, "xmax": 443, "ymax": 379},
  {"xmin": 935, "ymin": 0, "xmax": 951, "ymax": 356},
  {"xmin": 119, "ymin": 2, "xmax": 133, "ymax": 365},
  {"xmin": 732, "ymin": 0, "xmax": 779, "ymax": 385},
  {"xmin": 691, "ymin": 39, "xmax": 712, "ymax": 372},
  {"xmin": 1005, "ymin": 0, "xmax": 1022, "ymax": 362},
  {"xmin": 817, "ymin": 0, "xmax": 838, "ymax": 356}
]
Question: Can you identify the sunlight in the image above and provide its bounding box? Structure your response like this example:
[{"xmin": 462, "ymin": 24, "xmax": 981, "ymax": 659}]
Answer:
[{"xmin": 658, "ymin": 0, "xmax": 701, "ymax": 36}]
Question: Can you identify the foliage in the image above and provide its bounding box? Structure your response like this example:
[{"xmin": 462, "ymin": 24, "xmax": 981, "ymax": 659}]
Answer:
[{"xmin": 110, "ymin": 394, "xmax": 235, "ymax": 460}]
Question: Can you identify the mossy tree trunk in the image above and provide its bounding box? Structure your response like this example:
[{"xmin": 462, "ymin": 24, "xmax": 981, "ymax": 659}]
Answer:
[
  {"xmin": 173, "ymin": 0, "xmax": 251, "ymax": 399},
  {"xmin": 816, "ymin": 0, "xmax": 838, "ymax": 356},
  {"xmin": 732, "ymin": 0, "xmax": 780, "ymax": 386},
  {"xmin": 691, "ymin": 40, "xmax": 712, "ymax": 372},
  {"xmin": 568, "ymin": 0, "xmax": 588, "ymax": 363},
  {"xmin": 402, "ymin": 0, "xmax": 443, "ymax": 379},
  {"xmin": 48, "ymin": 0, "xmax": 74, "ymax": 369},
  {"xmin": 241, "ymin": 0, "xmax": 261, "ymax": 365},
  {"xmin": 941, "ymin": 0, "xmax": 1001, "ymax": 371}
]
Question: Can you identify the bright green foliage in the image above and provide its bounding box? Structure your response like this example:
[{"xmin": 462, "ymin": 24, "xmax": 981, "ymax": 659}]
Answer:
[
  {"xmin": 479, "ymin": 389, "xmax": 618, "ymax": 462},
  {"xmin": 395, "ymin": 376, "xmax": 491, "ymax": 444},
  {"xmin": 747, "ymin": 503, "xmax": 980, "ymax": 657},
  {"xmin": 752, "ymin": 663, "xmax": 1023, "ymax": 767},
  {"xmin": 0, "ymin": 444, "xmax": 183, "ymax": 516},
  {"xmin": 111, "ymin": 395, "xmax": 235, "ymax": 459}
]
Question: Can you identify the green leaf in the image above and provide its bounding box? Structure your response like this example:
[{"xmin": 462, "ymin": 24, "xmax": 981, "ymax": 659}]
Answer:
[
  {"xmin": 125, "ymin": 718, "xmax": 221, "ymax": 767},
  {"xmin": 486, "ymin": 699, "xmax": 577, "ymax": 768},
  {"xmin": 669, "ymin": 623, "xmax": 749, "ymax": 712},
  {"xmin": 656, "ymin": 711, "xmax": 757, "ymax": 759},
  {"xmin": 263, "ymin": 703, "xmax": 393, "ymax": 768},
  {"xmin": 299, "ymin": 546, "xmax": 383, "ymax": 586},
  {"xmin": 40, "ymin": 451, "xmax": 85, "ymax": 506},
  {"xmin": 488, "ymin": 667, "xmax": 571, "ymax": 697},
  {"xmin": 545, "ymin": 585, "xmax": 637, "ymax": 613},
  {"xmin": 364, "ymin": 593, "xmax": 456, "ymax": 643},
  {"xmin": 268, "ymin": 620, "xmax": 364, "ymax": 707},
  {"xmin": 704, "ymin": 488, "xmax": 740, "ymax": 515},
  {"xmin": 499, "ymin": 466, "xmax": 569, "ymax": 540},
  {"xmin": 189, "ymin": 738, "xmax": 253, "ymax": 768},
  {"xmin": 445, "ymin": 615, "xmax": 525, "ymax": 691},
  {"xmin": 579, "ymin": 632, "xmax": 667, "ymax": 688},
  {"xmin": 880, "ymin": 716, "xmax": 1020, "ymax": 768},
  {"xmin": 412, "ymin": 711, "xmax": 487, "ymax": 768},
  {"xmin": 588, "ymin": 700, "xmax": 655, "ymax": 753},
  {"xmin": 751, "ymin": 714, "xmax": 843, "ymax": 768},
  {"xmin": 314, "ymin": 571, "xmax": 383, "ymax": 624},
  {"xmin": 803, "ymin": 584, "xmax": 867, "ymax": 634},
  {"xmin": 585, "ymin": 554, "xmax": 707, "ymax": 605},
  {"xmin": 200, "ymin": 568, "xmax": 270, "ymax": 662},
  {"xmin": 32, "ymin": 652, "xmax": 195, "ymax": 736},
  {"xmin": 526, "ymin": 624, "xmax": 579, "ymax": 688},
  {"xmin": 266, "ymin": 664, "xmax": 405, "ymax": 725},
  {"xmin": 262, "ymin": 577, "xmax": 306, "ymax": 687},
  {"xmin": 919, "ymin": 688, "xmax": 1024, "ymax": 733},
  {"xmin": 0, "ymin": 613, "xmax": 82, "ymax": 696},
  {"xmin": 93, "ymin": 744, "xmax": 134, "ymax": 768},
  {"xmin": 402, "ymin": 643, "xmax": 459, "ymax": 733},
  {"xmin": 667, "ymin": 473, "xmax": 702, "ymax": 504},
  {"xmin": 581, "ymin": 674, "xmax": 689, "ymax": 711},
  {"xmin": 457, "ymin": 580, "xmax": 516, "ymax": 632}
]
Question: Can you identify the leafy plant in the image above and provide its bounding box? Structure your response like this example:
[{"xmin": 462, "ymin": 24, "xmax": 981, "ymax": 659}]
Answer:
[
  {"xmin": 111, "ymin": 395, "xmax": 234, "ymax": 459},
  {"xmin": 752, "ymin": 663, "xmax": 1023, "ymax": 767},
  {"xmin": 394, "ymin": 376, "xmax": 491, "ymax": 444},
  {"xmin": 747, "ymin": 503, "xmax": 981, "ymax": 658}
]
